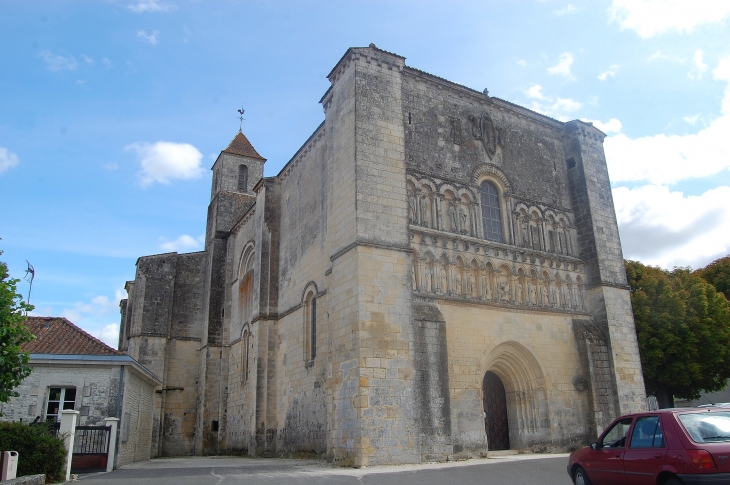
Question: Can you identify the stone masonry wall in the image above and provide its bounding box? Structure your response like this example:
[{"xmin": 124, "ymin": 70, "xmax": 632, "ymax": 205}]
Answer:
[{"xmin": 0, "ymin": 364, "xmax": 121, "ymax": 426}]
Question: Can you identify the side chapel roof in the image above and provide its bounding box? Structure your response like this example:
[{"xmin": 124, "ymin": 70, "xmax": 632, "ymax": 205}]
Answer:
[
  {"xmin": 222, "ymin": 130, "xmax": 266, "ymax": 161},
  {"xmin": 21, "ymin": 316, "xmax": 122, "ymax": 356}
]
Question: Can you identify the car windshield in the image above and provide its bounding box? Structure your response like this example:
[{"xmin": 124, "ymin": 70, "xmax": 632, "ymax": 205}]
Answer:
[{"xmin": 678, "ymin": 412, "xmax": 730, "ymax": 442}]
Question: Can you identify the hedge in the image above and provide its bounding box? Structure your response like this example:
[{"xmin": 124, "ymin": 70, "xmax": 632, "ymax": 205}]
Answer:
[{"xmin": 0, "ymin": 421, "xmax": 66, "ymax": 483}]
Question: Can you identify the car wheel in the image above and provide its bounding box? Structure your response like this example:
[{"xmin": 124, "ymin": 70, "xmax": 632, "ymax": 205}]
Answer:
[
  {"xmin": 663, "ymin": 478, "xmax": 684, "ymax": 485},
  {"xmin": 574, "ymin": 466, "xmax": 593, "ymax": 485}
]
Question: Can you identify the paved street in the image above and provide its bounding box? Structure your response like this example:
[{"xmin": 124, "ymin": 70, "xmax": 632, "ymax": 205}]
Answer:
[{"xmin": 76, "ymin": 454, "xmax": 572, "ymax": 485}]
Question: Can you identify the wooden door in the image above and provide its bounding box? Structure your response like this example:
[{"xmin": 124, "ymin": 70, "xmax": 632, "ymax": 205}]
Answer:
[{"xmin": 483, "ymin": 371, "xmax": 510, "ymax": 451}]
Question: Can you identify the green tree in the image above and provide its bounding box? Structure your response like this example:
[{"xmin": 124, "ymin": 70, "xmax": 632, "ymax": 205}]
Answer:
[
  {"xmin": 696, "ymin": 255, "xmax": 730, "ymax": 301},
  {"xmin": 0, "ymin": 249, "xmax": 35, "ymax": 406},
  {"xmin": 626, "ymin": 260, "xmax": 730, "ymax": 408}
]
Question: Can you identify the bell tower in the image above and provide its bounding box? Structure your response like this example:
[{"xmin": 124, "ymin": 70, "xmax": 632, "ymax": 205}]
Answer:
[{"xmin": 196, "ymin": 129, "xmax": 266, "ymax": 454}]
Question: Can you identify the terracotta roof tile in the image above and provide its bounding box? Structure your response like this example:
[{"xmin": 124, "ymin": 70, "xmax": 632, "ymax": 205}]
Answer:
[
  {"xmin": 223, "ymin": 131, "xmax": 266, "ymax": 160},
  {"xmin": 21, "ymin": 317, "xmax": 121, "ymax": 355}
]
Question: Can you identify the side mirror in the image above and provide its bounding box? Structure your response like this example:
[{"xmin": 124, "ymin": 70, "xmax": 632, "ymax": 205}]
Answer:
[{"xmin": 590, "ymin": 442, "xmax": 599, "ymax": 450}]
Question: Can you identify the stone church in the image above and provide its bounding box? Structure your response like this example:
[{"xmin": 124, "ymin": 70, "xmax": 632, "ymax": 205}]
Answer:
[{"xmin": 118, "ymin": 44, "xmax": 647, "ymax": 466}]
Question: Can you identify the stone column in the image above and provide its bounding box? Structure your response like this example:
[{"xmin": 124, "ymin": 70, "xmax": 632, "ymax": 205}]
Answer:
[
  {"xmin": 60, "ymin": 410, "xmax": 80, "ymax": 482},
  {"xmin": 104, "ymin": 417, "xmax": 120, "ymax": 473},
  {"xmin": 505, "ymin": 196, "xmax": 515, "ymax": 245}
]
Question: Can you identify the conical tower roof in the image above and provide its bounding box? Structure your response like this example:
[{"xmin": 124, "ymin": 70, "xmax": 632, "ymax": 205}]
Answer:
[{"xmin": 222, "ymin": 130, "xmax": 266, "ymax": 161}]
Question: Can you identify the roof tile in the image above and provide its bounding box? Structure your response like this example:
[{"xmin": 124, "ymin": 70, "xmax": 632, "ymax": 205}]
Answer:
[
  {"xmin": 21, "ymin": 317, "xmax": 121, "ymax": 356},
  {"xmin": 223, "ymin": 131, "xmax": 266, "ymax": 160}
]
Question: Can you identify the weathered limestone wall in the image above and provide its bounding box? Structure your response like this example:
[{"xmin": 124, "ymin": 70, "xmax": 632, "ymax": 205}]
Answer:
[
  {"xmin": 118, "ymin": 369, "xmax": 155, "ymax": 466},
  {"xmin": 0, "ymin": 364, "xmax": 121, "ymax": 426},
  {"xmin": 564, "ymin": 121, "xmax": 646, "ymax": 417},
  {"xmin": 437, "ymin": 302, "xmax": 592, "ymax": 453},
  {"xmin": 123, "ymin": 251, "xmax": 206, "ymax": 457}
]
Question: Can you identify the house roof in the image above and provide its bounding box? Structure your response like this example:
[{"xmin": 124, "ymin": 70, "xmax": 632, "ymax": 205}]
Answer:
[
  {"xmin": 222, "ymin": 130, "xmax": 266, "ymax": 160},
  {"xmin": 22, "ymin": 317, "xmax": 122, "ymax": 356}
]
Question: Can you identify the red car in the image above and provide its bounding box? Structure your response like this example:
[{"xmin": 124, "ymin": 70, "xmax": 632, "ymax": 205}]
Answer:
[{"xmin": 568, "ymin": 407, "xmax": 730, "ymax": 484}]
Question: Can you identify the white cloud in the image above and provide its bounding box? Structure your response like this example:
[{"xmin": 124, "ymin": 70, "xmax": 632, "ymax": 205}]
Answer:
[
  {"xmin": 604, "ymin": 55, "xmax": 730, "ymax": 185},
  {"xmin": 137, "ymin": 30, "xmax": 160, "ymax": 45},
  {"xmin": 689, "ymin": 49, "xmax": 709, "ymax": 80},
  {"xmin": 81, "ymin": 55, "xmax": 93, "ymax": 64},
  {"xmin": 516, "ymin": 59, "xmax": 527, "ymax": 67},
  {"xmin": 128, "ymin": 0, "xmax": 175, "ymax": 13},
  {"xmin": 104, "ymin": 162, "xmax": 119, "ymax": 170},
  {"xmin": 548, "ymin": 52, "xmax": 575, "ymax": 80},
  {"xmin": 598, "ymin": 64, "xmax": 619, "ymax": 80},
  {"xmin": 648, "ymin": 50, "xmax": 686, "ymax": 63},
  {"xmin": 525, "ymin": 86, "xmax": 583, "ymax": 121},
  {"xmin": 555, "ymin": 4, "xmax": 577, "ymax": 16},
  {"xmin": 95, "ymin": 324, "xmax": 120, "ymax": 348},
  {"xmin": 605, "ymin": 117, "xmax": 730, "ymax": 184},
  {"xmin": 524, "ymin": 84, "xmax": 545, "ymax": 100},
  {"xmin": 0, "ymin": 147, "xmax": 19, "ymax": 174},
  {"xmin": 583, "ymin": 118, "xmax": 622, "ymax": 134},
  {"xmin": 126, "ymin": 140, "xmax": 204, "ymax": 186},
  {"xmin": 102, "ymin": 57, "xmax": 113, "ymax": 69},
  {"xmin": 160, "ymin": 234, "xmax": 203, "ymax": 252},
  {"xmin": 609, "ymin": 0, "xmax": 730, "ymax": 38},
  {"xmin": 683, "ymin": 114, "xmax": 700, "ymax": 125},
  {"xmin": 615, "ymin": 184, "xmax": 730, "ymax": 269},
  {"xmin": 38, "ymin": 50, "xmax": 78, "ymax": 72}
]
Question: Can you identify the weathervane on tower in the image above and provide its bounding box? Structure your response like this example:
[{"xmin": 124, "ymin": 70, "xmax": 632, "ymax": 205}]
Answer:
[{"xmin": 237, "ymin": 103, "xmax": 245, "ymax": 132}]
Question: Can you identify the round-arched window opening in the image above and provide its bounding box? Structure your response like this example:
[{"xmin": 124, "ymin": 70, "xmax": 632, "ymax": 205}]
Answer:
[{"xmin": 480, "ymin": 181, "xmax": 503, "ymax": 243}]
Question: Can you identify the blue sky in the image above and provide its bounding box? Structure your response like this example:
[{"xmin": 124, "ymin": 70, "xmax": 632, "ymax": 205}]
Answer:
[{"xmin": 2, "ymin": 0, "xmax": 729, "ymax": 347}]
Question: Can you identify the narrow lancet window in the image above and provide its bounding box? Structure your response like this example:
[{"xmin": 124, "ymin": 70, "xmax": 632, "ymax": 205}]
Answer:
[
  {"xmin": 238, "ymin": 164, "xmax": 248, "ymax": 192},
  {"xmin": 480, "ymin": 181, "xmax": 503, "ymax": 243},
  {"xmin": 310, "ymin": 297, "xmax": 317, "ymax": 360}
]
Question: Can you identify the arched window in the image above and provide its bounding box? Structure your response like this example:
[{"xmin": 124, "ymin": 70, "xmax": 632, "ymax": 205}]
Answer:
[
  {"xmin": 238, "ymin": 164, "xmax": 248, "ymax": 192},
  {"xmin": 480, "ymin": 181, "xmax": 503, "ymax": 243},
  {"xmin": 303, "ymin": 292, "xmax": 317, "ymax": 363},
  {"xmin": 241, "ymin": 328, "xmax": 250, "ymax": 383}
]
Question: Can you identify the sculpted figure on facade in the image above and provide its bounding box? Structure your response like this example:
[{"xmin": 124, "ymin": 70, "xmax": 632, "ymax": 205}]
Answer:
[
  {"xmin": 484, "ymin": 275, "xmax": 492, "ymax": 300},
  {"xmin": 441, "ymin": 264, "xmax": 448, "ymax": 295},
  {"xmin": 528, "ymin": 281, "xmax": 537, "ymax": 305},
  {"xmin": 449, "ymin": 201, "xmax": 459, "ymax": 233},
  {"xmin": 540, "ymin": 283, "xmax": 549, "ymax": 306},
  {"xmin": 455, "ymin": 271, "xmax": 463, "ymax": 295},
  {"xmin": 460, "ymin": 206, "xmax": 468, "ymax": 235},
  {"xmin": 561, "ymin": 283, "xmax": 571, "ymax": 309},
  {"xmin": 408, "ymin": 192, "xmax": 417, "ymax": 224},
  {"xmin": 521, "ymin": 218, "xmax": 530, "ymax": 247},
  {"xmin": 425, "ymin": 266, "xmax": 432, "ymax": 293},
  {"xmin": 411, "ymin": 264, "xmax": 417, "ymax": 290},
  {"xmin": 469, "ymin": 272, "xmax": 477, "ymax": 298},
  {"xmin": 550, "ymin": 283, "xmax": 559, "ymax": 308},
  {"xmin": 572, "ymin": 285, "xmax": 582, "ymax": 311},
  {"xmin": 420, "ymin": 196, "xmax": 429, "ymax": 227},
  {"xmin": 515, "ymin": 280, "xmax": 523, "ymax": 303}
]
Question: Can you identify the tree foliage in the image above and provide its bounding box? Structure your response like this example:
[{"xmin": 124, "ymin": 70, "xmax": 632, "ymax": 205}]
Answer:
[
  {"xmin": 0, "ymin": 249, "xmax": 35, "ymax": 405},
  {"xmin": 0, "ymin": 421, "xmax": 66, "ymax": 482},
  {"xmin": 696, "ymin": 256, "xmax": 730, "ymax": 302},
  {"xmin": 626, "ymin": 260, "xmax": 730, "ymax": 408}
]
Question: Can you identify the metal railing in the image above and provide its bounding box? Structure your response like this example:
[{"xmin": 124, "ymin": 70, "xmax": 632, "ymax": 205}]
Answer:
[{"xmin": 72, "ymin": 426, "xmax": 111, "ymax": 455}]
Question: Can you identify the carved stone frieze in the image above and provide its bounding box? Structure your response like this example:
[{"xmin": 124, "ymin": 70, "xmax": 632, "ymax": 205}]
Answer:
[{"xmin": 409, "ymin": 225, "xmax": 588, "ymax": 314}]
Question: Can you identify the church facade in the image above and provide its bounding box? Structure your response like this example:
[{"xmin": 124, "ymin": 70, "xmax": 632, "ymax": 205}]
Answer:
[{"xmin": 118, "ymin": 44, "xmax": 647, "ymax": 466}]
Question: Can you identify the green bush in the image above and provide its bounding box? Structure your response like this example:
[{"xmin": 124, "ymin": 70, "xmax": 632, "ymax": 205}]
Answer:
[{"xmin": 0, "ymin": 421, "xmax": 66, "ymax": 483}]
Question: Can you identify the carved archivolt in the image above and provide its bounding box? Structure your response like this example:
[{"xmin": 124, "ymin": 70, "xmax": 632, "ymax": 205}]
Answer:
[{"xmin": 471, "ymin": 164, "xmax": 511, "ymax": 192}]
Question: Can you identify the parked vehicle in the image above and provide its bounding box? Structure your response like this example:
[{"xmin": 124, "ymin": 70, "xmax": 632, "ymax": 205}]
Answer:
[{"xmin": 568, "ymin": 408, "xmax": 730, "ymax": 484}]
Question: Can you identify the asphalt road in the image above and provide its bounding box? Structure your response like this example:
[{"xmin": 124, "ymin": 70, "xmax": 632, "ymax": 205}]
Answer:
[{"xmin": 75, "ymin": 454, "xmax": 573, "ymax": 485}]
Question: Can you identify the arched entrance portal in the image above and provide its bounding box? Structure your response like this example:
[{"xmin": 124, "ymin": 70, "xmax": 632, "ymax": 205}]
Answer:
[{"xmin": 483, "ymin": 371, "xmax": 510, "ymax": 450}]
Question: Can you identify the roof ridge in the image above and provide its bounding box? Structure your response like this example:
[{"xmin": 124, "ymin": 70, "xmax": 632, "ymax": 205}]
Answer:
[{"xmin": 222, "ymin": 130, "xmax": 266, "ymax": 161}]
